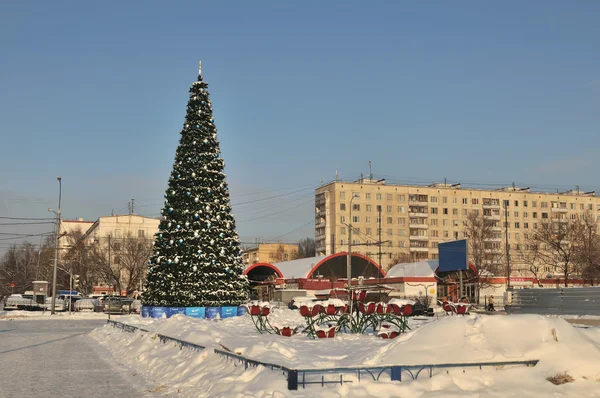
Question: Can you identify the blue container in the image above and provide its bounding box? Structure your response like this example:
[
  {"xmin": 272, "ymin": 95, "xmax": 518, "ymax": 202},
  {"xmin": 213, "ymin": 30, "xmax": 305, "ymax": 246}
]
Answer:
[
  {"xmin": 141, "ymin": 306, "xmax": 151, "ymax": 318},
  {"xmin": 167, "ymin": 307, "xmax": 186, "ymax": 317},
  {"xmin": 237, "ymin": 306, "xmax": 248, "ymax": 316},
  {"xmin": 221, "ymin": 306, "xmax": 237, "ymax": 319},
  {"xmin": 150, "ymin": 307, "xmax": 168, "ymax": 319},
  {"xmin": 185, "ymin": 307, "xmax": 206, "ymax": 318},
  {"xmin": 206, "ymin": 307, "xmax": 221, "ymax": 319}
]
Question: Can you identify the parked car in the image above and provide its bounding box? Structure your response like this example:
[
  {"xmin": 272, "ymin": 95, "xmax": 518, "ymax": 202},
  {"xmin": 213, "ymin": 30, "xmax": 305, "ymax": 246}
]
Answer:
[
  {"xmin": 4, "ymin": 295, "xmax": 32, "ymax": 310},
  {"xmin": 130, "ymin": 300, "xmax": 142, "ymax": 313},
  {"xmin": 74, "ymin": 298, "xmax": 102, "ymax": 312},
  {"xmin": 44, "ymin": 297, "xmax": 67, "ymax": 312},
  {"xmin": 103, "ymin": 297, "xmax": 124, "ymax": 314},
  {"xmin": 288, "ymin": 296, "xmax": 319, "ymax": 310}
]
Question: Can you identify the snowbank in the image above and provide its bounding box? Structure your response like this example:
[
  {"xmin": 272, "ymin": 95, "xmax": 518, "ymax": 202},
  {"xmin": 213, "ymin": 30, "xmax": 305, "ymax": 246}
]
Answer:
[{"xmin": 90, "ymin": 311, "xmax": 600, "ymax": 397}]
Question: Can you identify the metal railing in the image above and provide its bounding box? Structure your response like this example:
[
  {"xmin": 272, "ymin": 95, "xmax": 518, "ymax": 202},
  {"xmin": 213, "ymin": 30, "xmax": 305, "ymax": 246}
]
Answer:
[
  {"xmin": 108, "ymin": 320, "xmax": 539, "ymax": 391},
  {"xmin": 506, "ymin": 287, "xmax": 600, "ymax": 316}
]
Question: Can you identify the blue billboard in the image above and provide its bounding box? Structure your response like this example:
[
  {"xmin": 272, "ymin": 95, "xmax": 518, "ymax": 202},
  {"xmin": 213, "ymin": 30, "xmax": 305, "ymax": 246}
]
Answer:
[{"xmin": 438, "ymin": 239, "xmax": 468, "ymax": 272}]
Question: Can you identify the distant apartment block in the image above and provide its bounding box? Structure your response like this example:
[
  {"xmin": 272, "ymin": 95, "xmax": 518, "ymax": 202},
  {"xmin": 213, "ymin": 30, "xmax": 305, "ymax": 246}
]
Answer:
[
  {"xmin": 242, "ymin": 243, "xmax": 299, "ymax": 265},
  {"xmin": 315, "ymin": 178, "xmax": 600, "ymax": 274}
]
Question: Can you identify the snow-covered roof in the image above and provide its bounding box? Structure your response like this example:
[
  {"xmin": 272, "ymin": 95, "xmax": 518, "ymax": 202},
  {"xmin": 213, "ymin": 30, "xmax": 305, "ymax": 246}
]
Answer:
[
  {"xmin": 272, "ymin": 256, "xmax": 327, "ymax": 279},
  {"xmin": 385, "ymin": 260, "xmax": 439, "ymax": 278}
]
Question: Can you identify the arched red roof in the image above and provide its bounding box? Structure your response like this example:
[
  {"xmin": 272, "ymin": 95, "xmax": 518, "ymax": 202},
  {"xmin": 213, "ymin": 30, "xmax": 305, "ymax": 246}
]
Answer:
[
  {"xmin": 243, "ymin": 262, "xmax": 283, "ymax": 278},
  {"xmin": 307, "ymin": 252, "xmax": 386, "ymax": 279}
]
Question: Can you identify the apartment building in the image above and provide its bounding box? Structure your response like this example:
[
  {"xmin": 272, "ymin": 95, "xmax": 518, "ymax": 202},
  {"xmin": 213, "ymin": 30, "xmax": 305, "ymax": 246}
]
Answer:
[
  {"xmin": 242, "ymin": 243, "xmax": 299, "ymax": 265},
  {"xmin": 315, "ymin": 178, "xmax": 600, "ymax": 274}
]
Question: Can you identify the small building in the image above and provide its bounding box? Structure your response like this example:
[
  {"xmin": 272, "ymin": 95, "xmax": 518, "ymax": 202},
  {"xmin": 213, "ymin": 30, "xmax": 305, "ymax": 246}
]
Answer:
[{"xmin": 241, "ymin": 243, "xmax": 299, "ymax": 265}]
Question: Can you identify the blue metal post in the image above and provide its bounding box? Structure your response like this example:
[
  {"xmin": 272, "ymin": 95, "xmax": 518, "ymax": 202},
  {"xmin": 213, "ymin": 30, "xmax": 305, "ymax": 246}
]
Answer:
[
  {"xmin": 287, "ymin": 370, "xmax": 298, "ymax": 390},
  {"xmin": 391, "ymin": 366, "xmax": 402, "ymax": 381}
]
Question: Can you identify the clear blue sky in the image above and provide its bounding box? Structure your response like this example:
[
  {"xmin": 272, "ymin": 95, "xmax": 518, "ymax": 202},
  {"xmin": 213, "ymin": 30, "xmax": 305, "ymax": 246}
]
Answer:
[{"xmin": 1, "ymin": 1, "xmax": 599, "ymax": 249}]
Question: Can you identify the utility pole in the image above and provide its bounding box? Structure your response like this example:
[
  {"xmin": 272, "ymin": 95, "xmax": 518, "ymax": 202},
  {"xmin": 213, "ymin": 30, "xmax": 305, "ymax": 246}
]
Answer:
[
  {"xmin": 347, "ymin": 194, "xmax": 359, "ymax": 314},
  {"xmin": 49, "ymin": 177, "xmax": 62, "ymax": 315},
  {"xmin": 131, "ymin": 198, "xmax": 135, "ymax": 214},
  {"xmin": 378, "ymin": 205, "xmax": 382, "ymax": 268},
  {"xmin": 504, "ymin": 201, "xmax": 511, "ymax": 289},
  {"xmin": 108, "ymin": 234, "xmax": 112, "ymax": 321}
]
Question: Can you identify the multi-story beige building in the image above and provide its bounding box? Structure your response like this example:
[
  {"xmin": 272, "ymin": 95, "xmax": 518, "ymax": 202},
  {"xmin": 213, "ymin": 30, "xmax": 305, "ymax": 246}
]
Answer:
[
  {"xmin": 315, "ymin": 178, "xmax": 600, "ymax": 274},
  {"xmin": 242, "ymin": 243, "xmax": 299, "ymax": 265},
  {"xmin": 59, "ymin": 219, "xmax": 95, "ymax": 250}
]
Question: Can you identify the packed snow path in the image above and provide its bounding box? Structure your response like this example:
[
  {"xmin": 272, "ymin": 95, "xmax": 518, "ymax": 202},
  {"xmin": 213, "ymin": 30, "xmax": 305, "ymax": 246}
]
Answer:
[{"xmin": 0, "ymin": 319, "xmax": 150, "ymax": 398}]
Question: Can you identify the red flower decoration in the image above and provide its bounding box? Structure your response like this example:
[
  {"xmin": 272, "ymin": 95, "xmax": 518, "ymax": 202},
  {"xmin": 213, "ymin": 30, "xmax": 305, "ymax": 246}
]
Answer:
[
  {"xmin": 375, "ymin": 303, "xmax": 386, "ymax": 314},
  {"xmin": 261, "ymin": 306, "xmax": 270, "ymax": 316},
  {"xmin": 326, "ymin": 304, "xmax": 338, "ymax": 315},
  {"xmin": 277, "ymin": 326, "xmax": 295, "ymax": 337},
  {"xmin": 358, "ymin": 290, "xmax": 367, "ymax": 301},
  {"xmin": 389, "ymin": 331, "xmax": 399, "ymax": 339},
  {"xmin": 366, "ymin": 302, "xmax": 376, "ymax": 314},
  {"xmin": 299, "ymin": 305, "xmax": 310, "ymax": 317},
  {"xmin": 386, "ymin": 303, "xmax": 403, "ymax": 315},
  {"xmin": 401, "ymin": 304, "xmax": 413, "ymax": 316},
  {"xmin": 316, "ymin": 327, "xmax": 336, "ymax": 339},
  {"xmin": 311, "ymin": 304, "xmax": 324, "ymax": 317},
  {"xmin": 249, "ymin": 305, "xmax": 261, "ymax": 316}
]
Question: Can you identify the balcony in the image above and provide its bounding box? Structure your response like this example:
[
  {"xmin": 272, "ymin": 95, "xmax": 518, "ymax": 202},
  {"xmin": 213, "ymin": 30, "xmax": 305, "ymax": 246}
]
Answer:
[
  {"xmin": 491, "ymin": 226, "xmax": 502, "ymax": 232},
  {"xmin": 408, "ymin": 211, "xmax": 429, "ymax": 218},
  {"xmin": 409, "ymin": 223, "xmax": 429, "ymax": 229},
  {"xmin": 483, "ymin": 203, "xmax": 501, "ymax": 209},
  {"xmin": 409, "ymin": 200, "xmax": 428, "ymax": 206},
  {"xmin": 552, "ymin": 218, "xmax": 569, "ymax": 223},
  {"xmin": 483, "ymin": 214, "xmax": 501, "ymax": 220},
  {"xmin": 409, "ymin": 247, "xmax": 429, "ymax": 252},
  {"xmin": 485, "ymin": 237, "xmax": 502, "ymax": 242},
  {"xmin": 409, "ymin": 235, "xmax": 429, "ymax": 241},
  {"xmin": 551, "ymin": 207, "xmax": 568, "ymax": 213}
]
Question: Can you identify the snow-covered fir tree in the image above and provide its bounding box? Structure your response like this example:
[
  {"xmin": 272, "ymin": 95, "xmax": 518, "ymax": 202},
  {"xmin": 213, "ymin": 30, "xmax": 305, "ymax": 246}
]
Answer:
[{"xmin": 143, "ymin": 63, "xmax": 249, "ymax": 307}]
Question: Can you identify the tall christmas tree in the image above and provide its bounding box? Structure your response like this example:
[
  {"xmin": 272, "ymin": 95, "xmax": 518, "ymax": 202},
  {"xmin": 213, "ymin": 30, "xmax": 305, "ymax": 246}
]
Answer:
[{"xmin": 143, "ymin": 62, "xmax": 249, "ymax": 307}]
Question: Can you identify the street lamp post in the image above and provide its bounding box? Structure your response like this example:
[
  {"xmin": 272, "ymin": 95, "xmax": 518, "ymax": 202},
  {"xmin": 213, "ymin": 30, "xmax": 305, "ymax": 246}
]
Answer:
[
  {"xmin": 49, "ymin": 177, "xmax": 62, "ymax": 315},
  {"xmin": 347, "ymin": 193, "xmax": 359, "ymax": 313}
]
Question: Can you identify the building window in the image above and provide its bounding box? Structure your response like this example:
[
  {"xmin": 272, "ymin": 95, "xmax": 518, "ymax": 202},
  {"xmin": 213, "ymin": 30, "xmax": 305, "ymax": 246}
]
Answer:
[
  {"xmin": 443, "ymin": 208, "xmax": 448, "ymax": 215},
  {"xmin": 138, "ymin": 229, "xmax": 145, "ymax": 238},
  {"xmin": 452, "ymin": 208, "xmax": 458, "ymax": 216},
  {"xmin": 398, "ymin": 217, "xmax": 405, "ymax": 225},
  {"xmin": 430, "ymin": 219, "xmax": 438, "ymax": 226},
  {"xmin": 387, "ymin": 228, "xmax": 393, "ymax": 236},
  {"xmin": 397, "ymin": 194, "xmax": 405, "ymax": 202},
  {"xmin": 454, "ymin": 231, "xmax": 459, "ymax": 239},
  {"xmin": 532, "ymin": 201, "xmax": 537, "ymax": 208},
  {"xmin": 376, "ymin": 193, "xmax": 382, "ymax": 201},
  {"xmin": 386, "ymin": 194, "xmax": 393, "ymax": 201},
  {"xmin": 352, "ymin": 216, "xmax": 360, "ymax": 223},
  {"xmin": 366, "ymin": 228, "xmax": 372, "ymax": 235},
  {"xmin": 541, "ymin": 202, "xmax": 548, "ymax": 208},
  {"xmin": 462, "ymin": 209, "xmax": 468, "ymax": 216},
  {"xmin": 399, "ymin": 241, "xmax": 406, "ymax": 247},
  {"xmin": 472, "ymin": 199, "xmax": 479, "ymax": 205},
  {"xmin": 113, "ymin": 243, "xmax": 121, "ymax": 252},
  {"xmin": 352, "ymin": 192, "xmax": 360, "ymax": 199},
  {"xmin": 473, "ymin": 209, "xmax": 480, "ymax": 216},
  {"xmin": 524, "ymin": 222, "xmax": 529, "ymax": 229},
  {"xmin": 341, "ymin": 215, "xmax": 346, "ymax": 223},
  {"xmin": 398, "ymin": 229, "xmax": 405, "ymax": 236},
  {"xmin": 453, "ymin": 220, "xmax": 459, "ymax": 227},
  {"xmin": 442, "ymin": 197, "xmax": 448, "ymax": 204},
  {"xmin": 366, "ymin": 204, "xmax": 372, "ymax": 211},
  {"xmin": 431, "ymin": 242, "xmax": 439, "ymax": 248},
  {"xmin": 443, "ymin": 219, "xmax": 448, "ymax": 226},
  {"xmin": 387, "ymin": 217, "xmax": 393, "ymax": 224},
  {"xmin": 444, "ymin": 231, "xmax": 449, "ymax": 237},
  {"xmin": 523, "ymin": 212, "xmax": 528, "ymax": 218},
  {"xmin": 514, "ymin": 200, "xmax": 519, "ymax": 207},
  {"xmin": 430, "ymin": 207, "xmax": 438, "ymax": 214},
  {"xmin": 514, "ymin": 212, "xmax": 519, "ymax": 218},
  {"xmin": 580, "ymin": 204, "xmax": 584, "ymax": 210},
  {"xmin": 453, "ymin": 198, "xmax": 458, "ymax": 204},
  {"xmin": 352, "ymin": 204, "xmax": 360, "ymax": 211},
  {"xmin": 340, "ymin": 192, "xmax": 346, "ymax": 200},
  {"xmin": 541, "ymin": 213, "xmax": 548, "ymax": 219},
  {"xmin": 386, "ymin": 205, "xmax": 393, "ymax": 213},
  {"xmin": 364, "ymin": 216, "xmax": 369, "ymax": 223},
  {"xmin": 462, "ymin": 198, "xmax": 468, "ymax": 205},
  {"xmin": 534, "ymin": 223, "xmax": 538, "ymax": 229},
  {"xmin": 340, "ymin": 239, "xmax": 345, "ymax": 246},
  {"xmin": 114, "ymin": 229, "xmax": 122, "ymax": 238},
  {"xmin": 431, "ymin": 230, "xmax": 439, "ymax": 237},
  {"xmin": 589, "ymin": 204, "xmax": 593, "ymax": 210},
  {"xmin": 430, "ymin": 197, "xmax": 438, "ymax": 203},
  {"xmin": 340, "ymin": 203, "xmax": 346, "ymax": 211},
  {"xmin": 397, "ymin": 206, "xmax": 405, "ymax": 213},
  {"xmin": 503, "ymin": 200, "xmax": 509, "ymax": 207},
  {"xmin": 533, "ymin": 212, "xmax": 538, "ymax": 218},
  {"xmin": 113, "ymin": 256, "xmax": 120, "ymax": 265},
  {"xmin": 340, "ymin": 227, "xmax": 346, "ymax": 235},
  {"xmin": 523, "ymin": 201, "xmax": 528, "ymax": 207},
  {"xmin": 515, "ymin": 222, "xmax": 520, "ymax": 228},
  {"xmin": 365, "ymin": 193, "xmax": 371, "ymax": 200}
]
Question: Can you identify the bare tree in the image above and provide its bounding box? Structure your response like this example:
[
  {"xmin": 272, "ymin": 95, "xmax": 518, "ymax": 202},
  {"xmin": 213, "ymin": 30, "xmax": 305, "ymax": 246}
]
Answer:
[
  {"xmin": 575, "ymin": 213, "xmax": 600, "ymax": 285},
  {"xmin": 0, "ymin": 243, "xmax": 42, "ymax": 295},
  {"xmin": 529, "ymin": 220, "xmax": 579, "ymax": 287},
  {"xmin": 516, "ymin": 240, "xmax": 544, "ymax": 287},
  {"xmin": 272, "ymin": 244, "xmax": 286, "ymax": 263},
  {"xmin": 463, "ymin": 212, "xmax": 503, "ymax": 300},
  {"xmin": 295, "ymin": 238, "xmax": 316, "ymax": 259},
  {"xmin": 389, "ymin": 251, "xmax": 411, "ymax": 268},
  {"xmin": 87, "ymin": 235, "xmax": 153, "ymax": 296}
]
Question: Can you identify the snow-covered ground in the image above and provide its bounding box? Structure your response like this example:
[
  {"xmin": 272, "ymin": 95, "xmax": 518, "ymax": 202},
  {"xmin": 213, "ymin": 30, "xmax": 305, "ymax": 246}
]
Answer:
[
  {"xmin": 89, "ymin": 309, "xmax": 600, "ymax": 397},
  {"xmin": 0, "ymin": 310, "xmax": 117, "ymax": 320}
]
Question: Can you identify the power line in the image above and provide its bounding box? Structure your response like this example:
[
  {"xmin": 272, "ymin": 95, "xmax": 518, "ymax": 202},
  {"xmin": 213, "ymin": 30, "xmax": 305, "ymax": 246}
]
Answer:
[
  {"xmin": 236, "ymin": 197, "xmax": 315, "ymax": 223},
  {"xmin": 269, "ymin": 220, "xmax": 314, "ymax": 241},
  {"xmin": 232, "ymin": 186, "xmax": 316, "ymax": 207}
]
